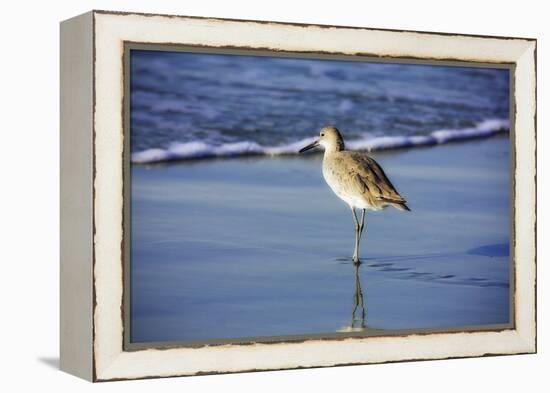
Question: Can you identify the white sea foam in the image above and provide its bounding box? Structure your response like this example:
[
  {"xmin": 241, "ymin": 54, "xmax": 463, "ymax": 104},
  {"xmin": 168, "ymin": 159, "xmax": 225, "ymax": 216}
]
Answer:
[{"xmin": 131, "ymin": 118, "xmax": 509, "ymax": 164}]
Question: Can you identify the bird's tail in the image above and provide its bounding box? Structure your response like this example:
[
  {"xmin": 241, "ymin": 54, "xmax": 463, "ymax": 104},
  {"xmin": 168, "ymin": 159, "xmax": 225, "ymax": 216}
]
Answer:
[
  {"xmin": 391, "ymin": 202, "xmax": 411, "ymax": 211},
  {"xmin": 380, "ymin": 196, "xmax": 411, "ymax": 212}
]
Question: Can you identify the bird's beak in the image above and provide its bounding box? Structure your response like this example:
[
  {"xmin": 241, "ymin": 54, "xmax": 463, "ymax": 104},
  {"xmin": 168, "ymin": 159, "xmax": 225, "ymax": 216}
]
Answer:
[{"xmin": 299, "ymin": 139, "xmax": 320, "ymax": 153}]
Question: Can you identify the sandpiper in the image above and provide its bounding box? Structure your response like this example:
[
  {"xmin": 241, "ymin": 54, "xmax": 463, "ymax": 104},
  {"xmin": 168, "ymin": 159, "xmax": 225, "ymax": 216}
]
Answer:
[{"xmin": 299, "ymin": 126, "xmax": 410, "ymax": 264}]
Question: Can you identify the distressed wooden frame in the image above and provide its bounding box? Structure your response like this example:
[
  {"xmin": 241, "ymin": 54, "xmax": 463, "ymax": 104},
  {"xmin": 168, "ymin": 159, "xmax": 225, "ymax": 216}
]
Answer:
[{"xmin": 60, "ymin": 10, "xmax": 537, "ymax": 382}]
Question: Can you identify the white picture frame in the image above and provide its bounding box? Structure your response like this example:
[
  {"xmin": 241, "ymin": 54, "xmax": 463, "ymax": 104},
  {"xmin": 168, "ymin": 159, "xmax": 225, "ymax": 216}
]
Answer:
[{"xmin": 60, "ymin": 10, "xmax": 536, "ymax": 381}]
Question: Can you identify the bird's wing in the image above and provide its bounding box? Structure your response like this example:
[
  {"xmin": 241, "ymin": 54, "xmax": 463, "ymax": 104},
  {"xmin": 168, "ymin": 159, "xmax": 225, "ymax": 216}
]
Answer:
[{"xmin": 346, "ymin": 152, "xmax": 407, "ymax": 204}]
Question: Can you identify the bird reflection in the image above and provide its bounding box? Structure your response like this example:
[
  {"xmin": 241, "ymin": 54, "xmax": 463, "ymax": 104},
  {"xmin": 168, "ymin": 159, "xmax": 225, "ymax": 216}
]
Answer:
[
  {"xmin": 350, "ymin": 262, "xmax": 366, "ymax": 330},
  {"xmin": 338, "ymin": 262, "xmax": 368, "ymax": 332}
]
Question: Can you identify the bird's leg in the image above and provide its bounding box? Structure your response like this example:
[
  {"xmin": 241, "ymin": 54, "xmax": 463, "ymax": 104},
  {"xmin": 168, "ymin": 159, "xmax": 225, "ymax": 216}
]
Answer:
[
  {"xmin": 359, "ymin": 209, "xmax": 366, "ymax": 237},
  {"xmin": 351, "ymin": 207, "xmax": 360, "ymax": 264},
  {"xmin": 357, "ymin": 211, "xmax": 367, "ymax": 326}
]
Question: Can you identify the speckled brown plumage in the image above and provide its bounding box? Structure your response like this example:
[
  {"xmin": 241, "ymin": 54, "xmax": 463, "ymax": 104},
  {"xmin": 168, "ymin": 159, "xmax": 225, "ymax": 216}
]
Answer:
[
  {"xmin": 323, "ymin": 150, "xmax": 410, "ymax": 211},
  {"xmin": 299, "ymin": 125, "xmax": 409, "ymax": 263}
]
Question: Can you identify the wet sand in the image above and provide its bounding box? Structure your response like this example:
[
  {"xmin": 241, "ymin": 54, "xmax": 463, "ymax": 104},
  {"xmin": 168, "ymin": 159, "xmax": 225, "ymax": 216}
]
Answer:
[{"xmin": 130, "ymin": 136, "xmax": 511, "ymax": 344}]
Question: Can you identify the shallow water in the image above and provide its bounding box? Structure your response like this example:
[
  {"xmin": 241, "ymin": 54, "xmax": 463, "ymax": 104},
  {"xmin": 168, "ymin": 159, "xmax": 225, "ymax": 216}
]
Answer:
[
  {"xmin": 130, "ymin": 137, "xmax": 510, "ymax": 343},
  {"xmin": 130, "ymin": 50, "xmax": 509, "ymax": 161}
]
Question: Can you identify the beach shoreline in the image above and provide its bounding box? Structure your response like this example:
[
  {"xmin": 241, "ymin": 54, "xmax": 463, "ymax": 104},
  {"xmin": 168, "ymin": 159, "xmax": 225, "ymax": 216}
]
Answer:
[
  {"xmin": 130, "ymin": 136, "xmax": 511, "ymax": 343},
  {"xmin": 131, "ymin": 120, "xmax": 509, "ymax": 164}
]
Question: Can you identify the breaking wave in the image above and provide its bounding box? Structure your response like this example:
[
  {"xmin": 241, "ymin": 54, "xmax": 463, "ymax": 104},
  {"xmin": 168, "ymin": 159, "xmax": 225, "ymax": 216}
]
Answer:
[{"xmin": 131, "ymin": 119, "xmax": 509, "ymax": 164}]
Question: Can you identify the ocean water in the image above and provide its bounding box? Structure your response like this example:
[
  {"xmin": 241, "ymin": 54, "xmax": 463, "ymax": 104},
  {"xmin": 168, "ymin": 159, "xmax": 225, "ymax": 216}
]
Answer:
[
  {"xmin": 128, "ymin": 49, "xmax": 511, "ymax": 344},
  {"xmin": 130, "ymin": 50, "xmax": 510, "ymax": 163}
]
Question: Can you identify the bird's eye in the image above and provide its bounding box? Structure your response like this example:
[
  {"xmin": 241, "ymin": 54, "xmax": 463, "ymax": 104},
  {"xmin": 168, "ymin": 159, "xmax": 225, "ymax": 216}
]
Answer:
[{"xmin": 320, "ymin": 133, "xmax": 325, "ymax": 137}]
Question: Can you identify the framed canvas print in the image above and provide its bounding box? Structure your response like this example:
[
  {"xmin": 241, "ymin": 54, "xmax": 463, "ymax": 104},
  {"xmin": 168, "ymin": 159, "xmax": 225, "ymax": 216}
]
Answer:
[{"xmin": 60, "ymin": 10, "xmax": 537, "ymax": 382}]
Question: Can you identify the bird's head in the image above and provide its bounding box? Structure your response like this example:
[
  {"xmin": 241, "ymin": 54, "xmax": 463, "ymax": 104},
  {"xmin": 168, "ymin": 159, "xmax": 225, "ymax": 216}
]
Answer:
[{"xmin": 299, "ymin": 126, "xmax": 345, "ymax": 154}]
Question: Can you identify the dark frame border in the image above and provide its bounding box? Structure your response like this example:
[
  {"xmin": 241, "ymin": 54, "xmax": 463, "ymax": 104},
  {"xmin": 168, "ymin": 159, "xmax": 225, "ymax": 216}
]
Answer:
[{"xmin": 122, "ymin": 42, "xmax": 517, "ymax": 352}]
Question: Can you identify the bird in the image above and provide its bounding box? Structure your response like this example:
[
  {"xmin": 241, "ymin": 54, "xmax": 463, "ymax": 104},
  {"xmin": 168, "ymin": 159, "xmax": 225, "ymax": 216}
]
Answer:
[{"xmin": 299, "ymin": 126, "xmax": 410, "ymax": 264}]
